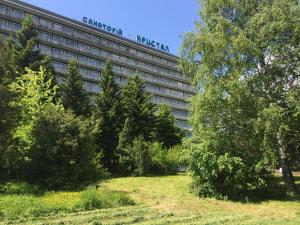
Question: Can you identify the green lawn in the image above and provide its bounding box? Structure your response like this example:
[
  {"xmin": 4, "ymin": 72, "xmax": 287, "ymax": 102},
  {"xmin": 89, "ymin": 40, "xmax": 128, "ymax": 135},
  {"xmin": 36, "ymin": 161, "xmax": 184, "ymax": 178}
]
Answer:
[{"xmin": 1, "ymin": 174, "xmax": 300, "ymax": 225}]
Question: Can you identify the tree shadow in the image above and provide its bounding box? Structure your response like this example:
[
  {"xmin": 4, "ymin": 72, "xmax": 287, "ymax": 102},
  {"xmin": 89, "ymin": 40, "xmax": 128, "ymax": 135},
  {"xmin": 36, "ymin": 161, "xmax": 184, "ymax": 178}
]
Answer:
[{"xmin": 235, "ymin": 175, "xmax": 300, "ymax": 204}]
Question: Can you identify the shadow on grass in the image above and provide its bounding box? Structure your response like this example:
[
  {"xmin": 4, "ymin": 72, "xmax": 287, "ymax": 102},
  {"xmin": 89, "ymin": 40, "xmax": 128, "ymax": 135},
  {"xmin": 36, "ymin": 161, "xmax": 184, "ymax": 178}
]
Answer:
[
  {"xmin": 267, "ymin": 175, "xmax": 300, "ymax": 202},
  {"xmin": 230, "ymin": 175, "xmax": 300, "ymax": 204}
]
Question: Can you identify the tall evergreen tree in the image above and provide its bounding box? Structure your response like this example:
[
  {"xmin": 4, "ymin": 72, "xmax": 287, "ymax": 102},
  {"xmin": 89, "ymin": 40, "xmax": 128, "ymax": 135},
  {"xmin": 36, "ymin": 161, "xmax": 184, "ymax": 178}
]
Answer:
[
  {"xmin": 0, "ymin": 37, "xmax": 13, "ymax": 84},
  {"xmin": 122, "ymin": 75, "xmax": 156, "ymax": 143},
  {"xmin": 61, "ymin": 60, "xmax": 91, "ymax": 117},
  {"xmin": 154, "ymin": 104, "xmax": 183, "ymax": 148},
  {"xmin": 1, "ymin": 15, "xmax": 53, "ymax": 84},
  {"xmin": 0, "ymin": 86, "xmax": 17, "ymax": 181},
  {"xmin": 94, "ymin": 61, "xmax": 123, "ymax": 171}
]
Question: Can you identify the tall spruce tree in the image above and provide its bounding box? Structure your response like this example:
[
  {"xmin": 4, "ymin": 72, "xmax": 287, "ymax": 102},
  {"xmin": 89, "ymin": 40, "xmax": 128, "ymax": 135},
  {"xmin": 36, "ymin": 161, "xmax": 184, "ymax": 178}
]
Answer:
[
  {"xmin": 154, "ymin": 104, "xmax": 183, "ymax": 149},
  {"xmin": 94, "ymin": 61, "xmax": 124, "ymax": 171},
  {"xmin": 61, "ymin": 60, "xmax": 91, "ymax": 117},
  {"xmin": 0, "ymin": 37, "xmax": 13, "ymax": 84},
  {"xmin": 3, "ymin": 15, "xmax": 53, "ymax": 84},
  {"xmin": 0, "ymin": 86, "xmax": 16, "ymax": 181},
  {"xmin": 121, "ymin": 75, "xmax": 156, "ymax": 143}
]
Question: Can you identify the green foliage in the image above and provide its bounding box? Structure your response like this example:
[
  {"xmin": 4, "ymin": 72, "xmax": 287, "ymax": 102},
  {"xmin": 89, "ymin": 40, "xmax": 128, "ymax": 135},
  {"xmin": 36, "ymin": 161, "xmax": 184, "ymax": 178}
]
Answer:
[
  {"xmin": 61, "ymin": 59, "xmax": 91, "ymax": 116},
  {"xmin": 79, "ymin": 187, "xmax": 134, "ymax": 210},
  {"xmin": 27, "ymin": 104, "xmax": 105, "ymax": 190},
  {"xmin": 0, "ymin": 186, "xmax": 134, "ymax": 221},
  {"xmin": 154, "ymin": 104, "xmax": 183, "ymax": 148},
  {"xmin": 122, "ymin": 75, "xmax": 156, "ymax": 143},
  {"xmin": 130, "ymin": 136, "xmax": 150, "ymax": 176},
  {"xmin": 9, "ymin": 67, "xmax": 57, "ymax": 149},
  {"xmin": 119, "ymin": 139, "xmax": 180, "ymax": 176},
  {"xmin": 94, "ymin": 61, "xmax": 124, "ymax": 171},
  {"xmin": 0, "ymin": 86, "xmax": 17, "ymax": 181},
  {"xmin": 187, "ymin": 143, "xmax": 272, "ymax": 200},
  {"xmin": 2, "ymin": 15, "xmax": 53, "ymax": 84},
  {"xmin": 0, "ymin": 37, "xmax": 13, "ymax": 84},
  {"xmin": 147, "ymin": 142, "xmax": 179, "ymax": 175},
  {"xmin": 0, "ymin": 181, "xmax": 42, "ymax": 195},
  {"xmin": 8, "ymin": 67, "xmax": 104, "ymax": 189},
  {"xmin": 181, "ymin": 0, "xmax": 300, "ymax": 197},
  {"xmin": 6, "ymin": 67, "xmax": 57, "ymax": 179}
]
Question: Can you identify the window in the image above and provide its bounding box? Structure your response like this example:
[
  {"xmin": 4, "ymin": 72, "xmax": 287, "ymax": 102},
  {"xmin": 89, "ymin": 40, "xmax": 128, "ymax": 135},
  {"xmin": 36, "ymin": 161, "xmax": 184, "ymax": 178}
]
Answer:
[
  {"xmin": 64, "ymin": 26, "xmax": 76, "ymax": 35},
  {"xmin": 38, "ymin": 31, "xmax": 52, "ymax": 40},
  {"xmin": 40, "ymin": 18, "xmax": 52, "ymax": 28},
  {"xmin": 112, "ymin": 54, "xmax": 119, "ymax": 61},
  {"xmin": 12, "ymin": 8, "xmax": 24, "ymax": 19},
  {"xmin": 53, "ymin": 34, "xmax": 61, "ymax": 43},
  {"xmin": 77, "ymin": 30, "xmax": 86, "ymax": 39},
  {"xmin": 83, "ymin": 81, "xmax": 100, "ymax": 93},
  {"xmin": 0, "ymin": 5, "xmax": 7, "ymax": 14},
  {"xmin": 129, "ymin": 48, "xmax": 137, "ymax": 55},
  {"xmin": 113, "ymin": 65, "xmax": 121, "ymax": 72},
  {"xmin": 92, "ymin": 47, "xmax": 99, "ymax": 55},
  {"xmin": 53, "ymin": 61, "xmax": 67, "ymax": 73},
  {"xmin": 119, "ymin": 45, "xmax": 127, "ymax": 52},
  {"xmin": 39, "ymin": 44, "xmax": 51, "ymax": 54}
]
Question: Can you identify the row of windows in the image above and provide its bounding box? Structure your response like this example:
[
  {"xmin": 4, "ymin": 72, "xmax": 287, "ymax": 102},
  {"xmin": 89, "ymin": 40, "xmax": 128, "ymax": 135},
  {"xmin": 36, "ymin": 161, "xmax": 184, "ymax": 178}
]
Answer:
[
  {"xmin": 0, "ymin": 4, "xmax": 184, "ymax": 73},
  {"xmin": 0, "ymin": 16, "xmax": 191, "ymax": 89},
  {"xmin": 55, "ymin": 75, "xmax": 100, "ymax": 93},
  {"xmin": 56, "ymin": 75, "xmax": 190, "ymax": 129},
  {"xmin": 152, "ymin": 95, "xmax": 189, "ymax": 108},
  {"xmin": 52, "ymin": 60, "xmax": 192, "ymax": 99},
  {"xmin": 54, "ymin": 69, "xmax": 189, "ymax": 112},
  {"xmin": 172, "ymin": 109, "xmax": 189, "ymax": 118},
  {"xmin": 0, "ymin": 18, "xmax": 21, "ymax": 31},
  {"xmin": 37, "ymin": 31, "xmax": 191, "ymax": 86},
  {"xmin": 145, "ymin": 83, "xmax": 191, "ymax": 98}
]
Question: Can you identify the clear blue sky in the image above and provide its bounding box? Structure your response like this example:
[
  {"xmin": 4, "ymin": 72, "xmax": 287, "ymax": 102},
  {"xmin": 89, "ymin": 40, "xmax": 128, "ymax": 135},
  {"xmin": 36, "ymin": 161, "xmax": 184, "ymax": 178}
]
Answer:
[{"xmin": 22, "ymin": 0, "xmax": 200, "ymax": 55}]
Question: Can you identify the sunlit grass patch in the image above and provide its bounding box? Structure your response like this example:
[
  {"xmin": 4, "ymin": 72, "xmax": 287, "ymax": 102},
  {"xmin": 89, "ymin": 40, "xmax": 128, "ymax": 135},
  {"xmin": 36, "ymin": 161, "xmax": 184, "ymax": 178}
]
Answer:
[{"xmin": 0, "ymin": 185, "xmax": 134, "ymax": 222}]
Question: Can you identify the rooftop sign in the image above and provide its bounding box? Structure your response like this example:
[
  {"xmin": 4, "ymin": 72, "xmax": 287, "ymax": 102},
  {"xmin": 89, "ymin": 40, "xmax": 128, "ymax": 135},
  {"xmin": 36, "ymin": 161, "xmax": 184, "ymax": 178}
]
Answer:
[
  {"xmin": 136, "ymin": 35, "xmax": 170, "ymax": 53},
  {"xmin": 83, "ymin": 17, "xmax": 123, "ymax": 36}
]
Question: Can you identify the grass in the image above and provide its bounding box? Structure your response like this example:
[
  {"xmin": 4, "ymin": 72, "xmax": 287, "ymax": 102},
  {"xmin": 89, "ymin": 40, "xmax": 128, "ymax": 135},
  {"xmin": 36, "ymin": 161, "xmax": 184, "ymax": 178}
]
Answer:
[
  {"xmin": 0, "ymin": 174, "xmax": 299, "ymax": 224},
  {"xmin": 0, "ymin": 186, "xmax": 134, "ymax": 222}
]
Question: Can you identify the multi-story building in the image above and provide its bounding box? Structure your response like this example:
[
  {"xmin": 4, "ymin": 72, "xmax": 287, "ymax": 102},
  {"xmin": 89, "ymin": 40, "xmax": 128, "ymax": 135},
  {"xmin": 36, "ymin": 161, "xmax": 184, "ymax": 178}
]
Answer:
[{"xmin": 0, "ymin": 0, "xmax": 194, "ymax": 131}]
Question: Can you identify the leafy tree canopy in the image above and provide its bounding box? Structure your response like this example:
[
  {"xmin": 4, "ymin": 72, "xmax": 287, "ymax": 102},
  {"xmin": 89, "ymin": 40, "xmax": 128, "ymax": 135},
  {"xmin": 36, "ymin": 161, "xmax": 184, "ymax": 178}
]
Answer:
[{"xmin": 181, "ymin": 0, "xmax": 300, "ymax": 197}]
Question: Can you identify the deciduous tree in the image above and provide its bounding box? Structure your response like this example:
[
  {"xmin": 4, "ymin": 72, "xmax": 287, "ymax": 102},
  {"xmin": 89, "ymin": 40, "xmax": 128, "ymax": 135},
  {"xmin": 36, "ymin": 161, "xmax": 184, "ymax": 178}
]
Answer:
[{"xmin": 181, "ymin": 0, "xmax": 300, "ymax": 197}]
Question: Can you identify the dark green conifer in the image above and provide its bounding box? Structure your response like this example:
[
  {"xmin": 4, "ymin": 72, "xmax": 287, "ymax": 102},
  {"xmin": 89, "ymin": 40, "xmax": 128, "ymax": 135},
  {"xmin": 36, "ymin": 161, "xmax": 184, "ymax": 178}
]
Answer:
[
  {"xmin": 94, "ymin": 61, "xmax": 124, "ymax": 171},
  {"xmin": 61, "ymin": 59, "xmax": 91, "ymax": 116},
  {"xmin": 1, "ymin": 15, "xmax": 53, "ymax": 84},
  {"xmin": 122, "ymin": 74, "xmax": 156, "ymax": 143},
  {"xmin": 154, "ymin": 104, "xmax": 183, "ymax": 148}
]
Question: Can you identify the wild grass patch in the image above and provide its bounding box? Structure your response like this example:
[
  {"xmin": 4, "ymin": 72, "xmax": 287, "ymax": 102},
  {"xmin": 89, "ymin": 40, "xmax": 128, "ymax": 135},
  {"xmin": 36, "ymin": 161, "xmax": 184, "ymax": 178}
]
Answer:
[{"xmin": 0, "ymin": 183, "xmax": 134, "ymax": 221}]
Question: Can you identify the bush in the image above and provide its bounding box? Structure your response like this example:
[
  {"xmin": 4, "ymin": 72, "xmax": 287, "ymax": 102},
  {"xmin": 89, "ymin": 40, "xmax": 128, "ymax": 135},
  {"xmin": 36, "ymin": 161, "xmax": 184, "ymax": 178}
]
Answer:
[
  {"xmin": 0, "ymin": 181, "xmax": 42, "ymax": 195},
  {"xmin": 79, "ymin": 187, "xmax": 134, "ymax": 210},
  {"xmin": 148, "ymin": 142, "xmax": 179, "ymax": 175},
  {"xmin": 25, "ymin": 104, "xmax": 106, "ymax": 190},
  {"xmin": 186, "ymin": 143, "xmax": 273, "ymax": 200},
  {"xmin": 119, "ymin": 139, "xmax": 183, "ymax": 176}
]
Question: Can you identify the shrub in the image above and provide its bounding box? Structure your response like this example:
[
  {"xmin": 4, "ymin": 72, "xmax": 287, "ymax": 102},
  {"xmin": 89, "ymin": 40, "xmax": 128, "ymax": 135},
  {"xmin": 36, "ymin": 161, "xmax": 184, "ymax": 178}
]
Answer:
[
  {"xmin": 148, "ymin": 142, "xmax": 178, "ymax": 175},
  {"xmin": 128, "ymin": 136, "xmax": 150, "ymax": 176},
  {"xmin": 186, "ymin": 142, "xmax": 273, "ymax": 200},
  {"xmin": 26, "ymin": 104, "xmax": 106, "ymax": 190},
  {"xmin": 80, "ymin": 188, "xmax": 103, "ymax": 210},
  {"xmin": 79, "ymin": 187, "xmax": 134, "ymax": 210},
  {"xmin": 0, "ymin": 181, "xmax": 42, "ymax": 195}
]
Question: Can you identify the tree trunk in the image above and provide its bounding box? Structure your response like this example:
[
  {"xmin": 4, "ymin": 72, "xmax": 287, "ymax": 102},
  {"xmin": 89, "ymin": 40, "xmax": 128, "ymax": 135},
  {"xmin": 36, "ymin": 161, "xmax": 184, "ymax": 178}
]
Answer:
[{"xmin": 277, "ymin": 132, "xmax": 298, "ymax": 197}]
